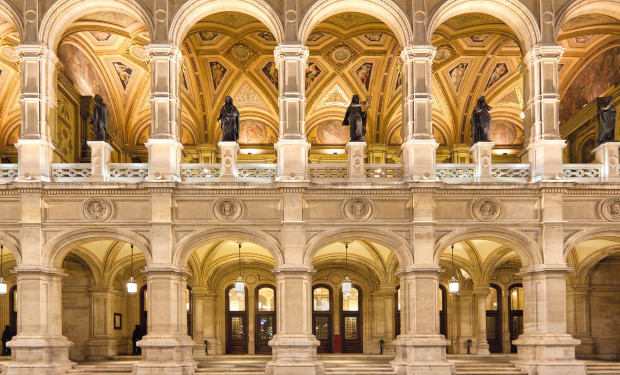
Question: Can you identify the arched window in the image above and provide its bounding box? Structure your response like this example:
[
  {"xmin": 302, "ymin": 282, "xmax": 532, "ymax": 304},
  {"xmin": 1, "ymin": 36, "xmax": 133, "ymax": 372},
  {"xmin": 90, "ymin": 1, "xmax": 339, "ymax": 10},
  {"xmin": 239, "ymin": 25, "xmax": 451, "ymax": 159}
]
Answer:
[
  {"xmin": 340, "ymin": 285, "xmax": 362, "ymax": 353},
  {"xmin": 255, "ymin": 285, "xmax": 276, "ymax": 354}
]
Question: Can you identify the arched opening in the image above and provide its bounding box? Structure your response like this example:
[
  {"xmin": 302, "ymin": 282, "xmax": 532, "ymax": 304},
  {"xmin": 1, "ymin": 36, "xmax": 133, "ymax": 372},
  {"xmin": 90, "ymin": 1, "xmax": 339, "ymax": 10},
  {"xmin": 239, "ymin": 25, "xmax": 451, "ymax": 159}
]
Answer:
[
  {"xmin": 508, "ymin": 283, "xmax": 523, "ymax": 353},
  {"xmin": 53, "ymin": 10, "xmax": 152, "ymax": 164},
  {"xmin": 302, "ymin": 12, "xmax": 404, "ymax": 163},
  {"xmin": 0, "ymin": 18, "xmax": 22, "ymax": 164},
  {"xmin": 311, "ymin": 239, "xmax": 401, "ymax": 354},
  {"xmin": 430, "ymin": 13, "xmax": 526, "ymax": 163},
  {"xmin": 556, "ymin": 12, "xmax": 620, "ymax": 162},
  {"xmin": 0, "ymin": 245, "xmax": 17, "ymax": 356},
  {"xmin": 486, "ymin": 284, "xmax": 502, "ymax": 353},
  {"xmin": 183, "ymin": 239, "xmax": 277, "ymax": 355},
  {"xmin": 58, "ymin": 240, "xmax": 147, "ymax": 361},
  {"xmin": 179, "ymin": 12, "xmax": 279, "ymax": 163}
]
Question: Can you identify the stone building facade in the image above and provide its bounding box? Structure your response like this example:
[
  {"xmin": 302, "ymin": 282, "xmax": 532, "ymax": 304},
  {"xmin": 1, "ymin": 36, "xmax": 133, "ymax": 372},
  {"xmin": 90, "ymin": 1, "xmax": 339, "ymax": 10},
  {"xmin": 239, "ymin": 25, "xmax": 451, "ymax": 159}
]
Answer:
[{"xmin": 0, "ymin": 0, "xmax": 617, "ymax": 375}]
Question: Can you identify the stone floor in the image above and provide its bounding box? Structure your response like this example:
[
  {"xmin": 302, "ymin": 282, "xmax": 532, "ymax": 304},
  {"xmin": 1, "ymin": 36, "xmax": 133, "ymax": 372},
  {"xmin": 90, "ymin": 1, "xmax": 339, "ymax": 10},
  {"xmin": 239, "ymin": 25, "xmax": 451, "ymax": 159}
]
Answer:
[{"xmin": 0, "ymin": 355, "xmax": 618, "ymax": 374}]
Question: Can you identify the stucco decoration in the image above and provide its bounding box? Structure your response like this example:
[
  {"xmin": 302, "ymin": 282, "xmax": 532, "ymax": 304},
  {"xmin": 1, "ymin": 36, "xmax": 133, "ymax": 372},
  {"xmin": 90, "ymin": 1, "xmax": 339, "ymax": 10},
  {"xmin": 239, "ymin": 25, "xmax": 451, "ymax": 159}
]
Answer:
[
  {"xmin": 343, "ymin": 198, "xmax": 373, "ymax": 222},
  {"xmin": 214, "ymin": 198, "xmax": 243, "ymax": 221},
  {"xmin": 600, "ymin": 198, "xmax": 620, "ymax": 221},
  {"xmin": 471, "ymin": 198, "xmax": 501, "ymax": 221},
  {"xmin": 83, "ymin": 198, "xmax": 113, "ymax": 221}
]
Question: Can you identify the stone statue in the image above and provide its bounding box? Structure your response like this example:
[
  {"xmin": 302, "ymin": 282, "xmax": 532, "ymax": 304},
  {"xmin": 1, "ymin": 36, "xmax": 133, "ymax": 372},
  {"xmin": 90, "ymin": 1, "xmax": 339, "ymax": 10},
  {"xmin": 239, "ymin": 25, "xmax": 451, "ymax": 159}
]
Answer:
[
  {"xmin": 218, "ymin": 96, "xmax": 240, "ymax": 142},
  {"xmin": 342, "ymin": 95, "xmax": 372, "ymax": 142},
  {"xmin": 90, "ymin": 94, "xmax": 108, "ymax": 141},
  {"xmin": 597, "ymin": 96, "xmax": 616, "ymax": 145},
  {"xmin": 471, "ymin": 96, "xmax": 492, "ymax": 144}
]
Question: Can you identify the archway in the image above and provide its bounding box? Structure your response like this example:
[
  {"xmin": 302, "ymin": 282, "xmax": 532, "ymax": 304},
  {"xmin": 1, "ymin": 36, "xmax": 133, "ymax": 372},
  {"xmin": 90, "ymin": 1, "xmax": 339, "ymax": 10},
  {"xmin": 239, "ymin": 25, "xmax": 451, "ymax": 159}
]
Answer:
[
  {"xmin": 0, "ymin": 243, "xmax": 17, "ymax": 356},
  {"xmin": 0, "ymin": 12, "xmax": 23, "ymax": 164}
]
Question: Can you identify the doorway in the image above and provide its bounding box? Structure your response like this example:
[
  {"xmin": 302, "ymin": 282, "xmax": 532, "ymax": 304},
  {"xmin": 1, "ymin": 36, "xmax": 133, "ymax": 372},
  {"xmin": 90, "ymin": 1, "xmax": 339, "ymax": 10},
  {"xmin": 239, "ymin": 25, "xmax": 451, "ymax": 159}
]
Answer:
[
  {"xmin": 312, "ymin": 285, "xmax": 332, "ymax": 353},
  {"xmin": 508, "ymin": 284, "xmax": 523, "ymax": 353},
  {"xmin": 255, "ymin": 285, "xmax": 276, "ymax": 354},
  {"xmin": 340, "ymin": 285, "xmax": 362, "ymax": 353},
  {"xmin": 226, "ymin": 285, "xmax": 248, "ymax": 354},
  {"xmin": 486, "ymin": 284, "xmax": 502, "ymax": 353}
]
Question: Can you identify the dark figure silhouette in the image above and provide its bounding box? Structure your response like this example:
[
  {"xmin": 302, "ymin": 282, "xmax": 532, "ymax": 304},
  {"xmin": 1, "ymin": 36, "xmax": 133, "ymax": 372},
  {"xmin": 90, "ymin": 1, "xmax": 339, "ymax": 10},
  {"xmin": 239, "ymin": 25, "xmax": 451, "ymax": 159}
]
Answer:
[
  {"xmin": 2, "ymin": 325, "xmax": 12, "ymax": 355},
  {"xmin": 471, "ymin": 96, "xmax": 492, "ymax": 144},
  {"xmin": 597, "ymin": 96, "xmax": 617, "ymax": 145},
  {"xmin": 218, "ymin": 96, "xmax": 240, "ymax": 142},
  {"xmin": 132, "ymin": 325, "xmax": 143, "ymax": 355},
  {"xmin": 90, "ymin": 94, "xmax": 108, "ymax": 141},
  {"xmin": 342, "ymin": 95, "xmax": 372, "ymax": 142}
]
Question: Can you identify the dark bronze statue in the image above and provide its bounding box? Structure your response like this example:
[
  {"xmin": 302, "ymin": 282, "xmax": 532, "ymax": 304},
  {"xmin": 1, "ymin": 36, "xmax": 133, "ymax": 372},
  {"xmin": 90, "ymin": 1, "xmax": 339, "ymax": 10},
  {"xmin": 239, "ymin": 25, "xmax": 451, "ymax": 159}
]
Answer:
[
  {"xmin": 218, "ymin": 96, "xmax": 240, "ymax": 142},
  {"xmin": 471, "ymin": 96, "xmax": 492, "ymax": 144},
  {"xmin": 597, "ymin": 96, "xmax": 616, "ymax": 145},
  {"xmin": 342, "ymin": 94, "xmax": 372, "ymax": 142},
  {"xmin": 90, "ymin": 94, "xmax": 108, "ymax": 141}
]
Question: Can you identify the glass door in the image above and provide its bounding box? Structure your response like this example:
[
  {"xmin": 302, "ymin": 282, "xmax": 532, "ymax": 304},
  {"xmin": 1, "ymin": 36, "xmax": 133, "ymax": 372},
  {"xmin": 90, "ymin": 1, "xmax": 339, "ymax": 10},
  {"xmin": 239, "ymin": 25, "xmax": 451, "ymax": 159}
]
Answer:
[
  {"xmin": 255, "ymin": 285, "xmax": 276, "ymax": 354},
  {"xmin": 226, "ymin": 285, "xmax": 248, "ymax": 354},
  {"xmin": 508, "ymin": 284, "xmax": 523, "ymax": 353},
  {"xmin": 486, "ymin": 284, "xmax": 502, "ymax": 353},
  {"xmin": 340, "ymin": 285, "xmax": 362, "ymax": 353},
  {"xmin": 312, "ymin": 285, "xmax": 332, "ymax": 353}
]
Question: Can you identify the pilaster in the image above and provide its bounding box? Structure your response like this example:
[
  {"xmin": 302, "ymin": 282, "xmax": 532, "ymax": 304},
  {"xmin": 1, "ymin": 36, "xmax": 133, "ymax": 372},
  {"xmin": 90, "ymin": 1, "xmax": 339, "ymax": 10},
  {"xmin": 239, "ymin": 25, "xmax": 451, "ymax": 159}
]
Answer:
[
  {"xmin": 87, "ymin": 286, "xmax": 117, "ymax": 359},
  {"xmin": 472, "ymin": 286, "xmax": 490, "ymax": 355},
  {"xmin": 346, "ymin": 141, "xmax": 366, "ymax": 182},
  {"xmin": 218, "ymin": 141, "xmax": 239, "ymax": 182},
  {"xmin": 521, "ymin": 45, "xmax": 566, "ymax": 180},
  {"xmin": 274, "ymin": 45, "xmax": 310, "ymax": 181},
  {"xmin": 567, "ymin": 285, "xmax": 594, "ymax": 358},
  {"xmin": 190, "ymin": 287, "xmax": 208, "ymax": 356},
  {"xmin": 400, "ymin": 45, "xmax": 438, "ymax": 180}
]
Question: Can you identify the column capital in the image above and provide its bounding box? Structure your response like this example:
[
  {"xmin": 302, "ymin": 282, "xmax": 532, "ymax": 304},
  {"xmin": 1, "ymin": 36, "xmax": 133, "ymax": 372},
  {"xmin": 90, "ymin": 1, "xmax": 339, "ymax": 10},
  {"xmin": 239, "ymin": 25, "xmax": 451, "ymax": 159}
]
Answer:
[
  {"xmin": 16, "ymin": 43, "xmax": 56, "ymax": 60},
  {"xmin": 272, "ymin": 264, "xmax": 315, "ymax": 276},
  {"xmin": 401, "ymin": 44, "xmax": 436, "ymax": 60},
  {"xmin": 274, "ymin": 44, "xmax": 309, "ymax": 61},
  {"xmin": 524, "ymin": 44, "xmax": 565, "ymax": 62},
  {"xmin": 142, "ymin": 264, "xmax": 189, "ymax": 278},
  {"xmin": 518, "ymin": 264, "xmax": 573, "ymax": 277},
  {"xmin": 397, "ymin": 265, "xmax": 443, "ymax": 277},
  {"xmin": 12, "ymin": 264, "xmax": 67, "ymax": 278},
  {"xmin": 472, "ymin": 286, "xmax": 490, "ymax": 296},
  {"xmin": 146, "ymin": 43, "xmax": 182, "ymax": 61}
]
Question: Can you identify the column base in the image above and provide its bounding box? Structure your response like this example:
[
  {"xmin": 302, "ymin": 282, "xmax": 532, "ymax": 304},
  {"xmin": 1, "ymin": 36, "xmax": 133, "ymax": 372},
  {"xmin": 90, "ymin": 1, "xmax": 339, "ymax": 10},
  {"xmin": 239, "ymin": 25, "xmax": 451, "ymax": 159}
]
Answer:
[
  {"xmin": 522, "ymin": 139, "xmax": 566, "ymax": 181},
  {"xmin": 400, "ymin": 139, "xmax": 438, "ymax": 181},
  {"xmin": 133, "ymin": 335, "xmax": 196, "ymax": 375},
  {"xmin": 87, "ymin": 338, "xmax": 117, "ymax": 360},
  {"xmin": 391, "ymin": 334, "xmax": 455, "ymax": 375},
  {"xmin": 3, "ymin": 335, "xmax": 75, "ymax": 375},
  {"xmin": 145, "ymin": 139, "xmax": 183, "ymax": 181},
  {"xmin": 16, "ymin": 139, "xmax": 54, "ymax": 182},
  {"xmin": 476, "ymin": 341, "xmax": 490, "ymax": 355},
  {"xmin": 513, "ymin": 333, "xmax": 586, "ymax": 375},
  {"xmin": 265, "ymin": 334, "xmax": 324, "ymax": 375},
  {"xmin": 275, "ymin": 140, "xmax": 310, "ymax": 181}
]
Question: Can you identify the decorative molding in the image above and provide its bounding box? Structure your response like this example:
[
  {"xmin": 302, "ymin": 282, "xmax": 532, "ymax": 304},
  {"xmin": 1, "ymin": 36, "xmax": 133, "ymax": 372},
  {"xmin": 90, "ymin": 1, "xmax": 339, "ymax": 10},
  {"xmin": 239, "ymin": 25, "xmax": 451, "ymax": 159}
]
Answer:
[
  {"xmin": 471, "ymin": 198, "xmax": 502, "ymax": 221},
  {"xmin": 83, "ymin": 198, "xmax": 113, "ymax": 221},
  {"xmin": 213, "ymin": 197, "xmax": 243, "ymax": 222},
  {"xmin": 342, "ymin": 198, "xmax": 374, "ymax": 222},
  {"xmin": 599, "ymin": 198, "xmax": 620, "ymax": 221}
]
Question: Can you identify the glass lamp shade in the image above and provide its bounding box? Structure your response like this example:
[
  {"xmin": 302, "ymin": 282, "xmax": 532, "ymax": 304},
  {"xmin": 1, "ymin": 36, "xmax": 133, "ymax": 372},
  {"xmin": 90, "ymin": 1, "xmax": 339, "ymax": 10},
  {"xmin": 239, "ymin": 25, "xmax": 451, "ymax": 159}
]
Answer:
[
  {"xmin": 126, "ymin": 276, "xmax": 137, "ymax": 294},
  {"xmin": 0, "ymin": 278, "xmax": 6, "ymax": 295},
  {"xmin": 449, "ymin": 276, "xmax": 459, "ymax": 294},
  {"xmin": 342, "ymin": 277, "xmax": 352, "ymax": 294},
  {"xmin": 235, "ymin": 277, "xmax": 244, "ymax": 293}
]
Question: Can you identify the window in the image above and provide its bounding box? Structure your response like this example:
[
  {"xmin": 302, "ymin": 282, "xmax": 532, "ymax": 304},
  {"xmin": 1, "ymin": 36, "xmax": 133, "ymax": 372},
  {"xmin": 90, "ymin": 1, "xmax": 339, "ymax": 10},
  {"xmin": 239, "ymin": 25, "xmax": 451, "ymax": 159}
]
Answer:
[
  {"xmin": 313, "ymin": 287, "xmax": 330, "ymax": 311},
  {"xmin": 257, "ymin": 287, "xmax": 275, "ymax": 312},
  {"xmin": 486, "ymin": 286, "xmax": 499, "ymax": 310},
  {"xmin": 397, "ymin": 288, "xmax": 401, "ymax": 311},
  {"xmin": 342, "ymin": 287, "xmax": 359, "ymax": 312},
  {"xmin": 510, "ymin": 287, "xmax": 523, "ymax": 310},
  {"xmin": 229, "ymin": 287, "xmax": 245, "ymax": 311}
]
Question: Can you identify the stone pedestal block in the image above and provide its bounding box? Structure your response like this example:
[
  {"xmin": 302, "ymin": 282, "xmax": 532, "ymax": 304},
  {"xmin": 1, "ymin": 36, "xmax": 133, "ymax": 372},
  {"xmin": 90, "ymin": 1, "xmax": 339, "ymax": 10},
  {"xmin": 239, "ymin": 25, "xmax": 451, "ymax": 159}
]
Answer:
[
  {"xmin": 275, "ymin": 140, "xmax": 310, "ymax": 181},
  {"xmin": 470, "ymin": 142, "xmax": 495, "ymax": 182},
  {"xmin": 523, "ymin": 140, "xmax": 566, "ymax": 181},
  {"xmin": 133, "ymin": 335, "xmax": 196, "ymax": 375},
  {"xmin": 87, "ymin": 141, "xmax": 113, "ymax": 182},
  {"xmin": 512, "ymin": 334, "xmax": 585, "ymax": 375},
  {"xmin": 400, "ymin": 139, "xmax": 438, "ymax": 180},
  {"xmin": 391, "ymin": 334, "xmax": 455, "ymax": 375},
  {"xmin": 593, "ymin": 142, "xmax": 620, "ymax": 182},
  {"xmin": 16, "ymin": 139, "xmax": 54, "ymax": 182},
  {"xmin": 146, "ymin": 139, "xmax": 183, "ymax": 181},
  {"xmin": 3, "ymin": 336, "xmax": 75, "ymax": 375},
  {"xmin": 346, "ymin": 141, "xmax": 367, "ymax": 182},
  {"xmin": 218, "ymin": 141, "xmax": 239, "ymax": 182},
  {"xmin": 265, "ymin": 334, "xmax": 324, "ymax": 375}
]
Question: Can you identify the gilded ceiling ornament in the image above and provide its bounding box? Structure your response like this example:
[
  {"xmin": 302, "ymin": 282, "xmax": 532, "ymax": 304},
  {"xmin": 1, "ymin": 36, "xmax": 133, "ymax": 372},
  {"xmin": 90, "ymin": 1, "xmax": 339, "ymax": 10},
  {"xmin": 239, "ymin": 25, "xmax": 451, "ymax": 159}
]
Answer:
[
  {"xmin": 83, "ymin": 198, "xmax": 112, "ymax": 221},
  {"xmin": 343, "ymin": 198, "xmax": 373, "ymax": 222},
  {"xmin": 471, "ymin": 198, "xmax": 501, "ymax": 221},
  {"xmin": 214, "ymin": 198, "xmax": 242, "ymax": 222},
  {"xmin": 600, "ymin": 198, "xmax": 620, "ymax": 221}
]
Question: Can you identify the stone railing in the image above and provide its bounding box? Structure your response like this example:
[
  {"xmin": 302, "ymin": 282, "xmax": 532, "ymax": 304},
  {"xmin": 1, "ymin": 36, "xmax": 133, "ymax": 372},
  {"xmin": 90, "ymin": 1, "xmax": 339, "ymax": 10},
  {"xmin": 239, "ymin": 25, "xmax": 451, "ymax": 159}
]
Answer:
[
  {"xmin": 436, "ymin": 164, "xmax": 476, "ymax": 182},
  {"xmin": 563, "ymin": 164, "xmax": 602, "ymax": 181},
  {"xmin": 108, "ymin": 163, "xmax": 149, "ymax": 182},
  {"xmin": 181, "ymin": 163, "xmax": 221, "ymax": 181},
  {"xmin": 491, "ymin": 163, "xmax": 531, "ymax": 181},
  {"xmin": 51, "ymin": 163, "xmax": 92, "ymax": 181},
  {"xmin": 237, "ymin": 163, "xmax": 277, "ymax": 179},
  {"xmin": 365, "ymin": 164, "xmax": 404, "ymax": 179},
  {"xmin": 0, "ymin": 164, "xmax": 18, "ymax": 182},
  {"xmin": 309, "ymin": 163, "xmax": 349, "ymax": 180}
]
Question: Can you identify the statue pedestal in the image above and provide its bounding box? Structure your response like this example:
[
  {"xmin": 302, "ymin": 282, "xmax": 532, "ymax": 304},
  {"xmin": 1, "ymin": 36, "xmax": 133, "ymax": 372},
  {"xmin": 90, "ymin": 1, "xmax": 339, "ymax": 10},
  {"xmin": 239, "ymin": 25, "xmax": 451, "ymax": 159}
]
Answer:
[
  {"xmin": 346, "ymin": 141, "xmax": 367, "ymax": 182},
  {"xmin": 218, "ymin": 141, "xmax": 239, "ymax": 182},
  {"xmin": 88, "ymin": 141, "xmax": 113, "ymax": 182},
  {"xmin": 470, "ymin": 142, "xmax": 495, "ymax": 182},
  {"xmin": 146, "ymin": 139, "xmax": 183, "ymax": 181},
  {"xmin": 593, "ymin": 142, "xmax": 620, "ymax": 182}
]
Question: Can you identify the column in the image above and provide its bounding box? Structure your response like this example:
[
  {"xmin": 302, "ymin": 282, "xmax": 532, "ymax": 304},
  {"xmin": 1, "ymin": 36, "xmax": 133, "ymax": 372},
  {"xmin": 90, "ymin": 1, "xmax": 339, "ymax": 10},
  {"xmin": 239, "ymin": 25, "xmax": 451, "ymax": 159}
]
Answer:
[
  {"xmin": 400, "ymin": 45, "xmax": 438, "ymax": 181},
  {"xmin": 512, "ymin": 266, "xmax": 585, "ymax": 374},
  {"xmin": 592, "ymin": 142, "xmax": 620, "ymax": 182},
  {"xmin": 87, "ymin": 286, "xmax": 117, "ymax": 359},
  {"xmin": 4, "ymin": 266, "xmax": 74, "ymax": 375},
  {"xmin": 521, "ymin": 45, "xmax": 566, "ymax": 180},
  {"xmin": 470, "ymin": 142, "xmax": 495, "ymax": 182},
  {"xmin": 146, "ymin": 44, "xmax": 183, "ymax": 181},
  {"xmin": 381, "ymin": 285, "xmax": 396, "ymax": 354},
  {"xmin": 454, "ymin": 289, "xmax": 476, "ymax": 354},
  {"xmin": 566, "ymin": 285, "xmax": 594, "ymax": 358},
  {"xmin": 191, "ymin": 287, "xmax": 208, "ymax": 356},
  {"xmin": 15, "ymin": 44, "xmax": 57, "ymax": 181},
  {"xmin": 202, "ymin": 291, "xmax": 222, "ymax": 354},
  {"xmin": 473, "ymin": 286, "xmax": 490, "ymax": 355},
  {"xmin": 273, "ymin": 45, "xmax": 310, "ymax": 181},
  {"xmin": 133, "ymin": 266, "xmax": 196, "ymax": 375}
]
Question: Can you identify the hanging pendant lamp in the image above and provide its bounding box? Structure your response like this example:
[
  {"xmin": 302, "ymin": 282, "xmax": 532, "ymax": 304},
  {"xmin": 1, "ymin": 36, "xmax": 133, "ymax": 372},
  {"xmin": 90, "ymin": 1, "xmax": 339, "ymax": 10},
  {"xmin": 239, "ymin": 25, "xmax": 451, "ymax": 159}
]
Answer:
[
  {"xmin": 0, "ymin": 245, "xmax": 6, "ymax": 295},
  {"xmin": 449, "ymin": 244, "xmax": 459, "ymax": 294},
  {"xmin": 235, "ymin": 242, "xmax": 244, "ymax": 293},
  {"xmin": 342, "ymin": 242, "xmax": 352, "ymax": 294},
  {"xmin": 126, "ymin": 244, "xmax": 137, "ymax": 294}
]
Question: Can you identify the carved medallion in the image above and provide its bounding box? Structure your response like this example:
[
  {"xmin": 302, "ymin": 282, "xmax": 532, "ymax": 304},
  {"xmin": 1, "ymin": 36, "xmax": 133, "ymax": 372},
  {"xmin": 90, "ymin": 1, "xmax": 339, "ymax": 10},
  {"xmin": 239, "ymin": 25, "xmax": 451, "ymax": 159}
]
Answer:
[
  {"xmin": 214, "ymin": 198, "xmax": 242, "ymax": 221},
  {"xmin": 600, "ymin": 198, "xmax": 620, "ymax": 221},
  {"xmin": 471, "ymin": 198, "xmax": 501, "ymax": 221},
  {"xmin": 83, "ymin": 198, "xmax": 112, "ymax": 221},
  {"xmin": 343, "ymin": 198, "xmax": 373, "ymax": 221}
]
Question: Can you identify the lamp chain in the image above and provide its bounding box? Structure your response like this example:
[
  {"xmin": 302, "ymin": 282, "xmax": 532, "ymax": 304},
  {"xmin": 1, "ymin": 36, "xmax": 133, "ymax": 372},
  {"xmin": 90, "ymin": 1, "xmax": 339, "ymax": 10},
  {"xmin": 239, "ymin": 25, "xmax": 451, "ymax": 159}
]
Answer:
[
  {"xmin": 345, "ymin": 243, "xmax": 348, "ymax": 278},
  {"xmin": 238, "ymin": 243, "xmax": 242, "ymax": 278},
  {"xmin": 130, "ymin": 244, "xmax": 134, "ymax": 278},
  {"xmin": 451, "ymin": 244, "xmax": 455, "ymax": 276},
  {"xmin": 1, "ymin": 245, "xmax": 3, "ymax": 276}
]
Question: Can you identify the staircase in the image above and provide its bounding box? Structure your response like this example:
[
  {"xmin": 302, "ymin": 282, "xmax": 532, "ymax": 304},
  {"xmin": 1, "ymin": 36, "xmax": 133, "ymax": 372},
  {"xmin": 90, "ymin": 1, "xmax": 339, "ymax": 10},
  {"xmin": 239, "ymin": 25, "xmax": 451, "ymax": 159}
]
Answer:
[
  {"xmin": 196, "ymin": 355, "xmax": 269, "ymax": 375},
  {"xmin": 66, "ymin": 364, "xmax": 131, "ymax": 375},
  {"xmin": 322, "ymin": 355, "xmax": 395, "ymax": 375},
  {"xmin": 585, "ymin": 360, "xmax": 620, "ymax": 374}
]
